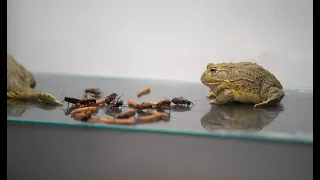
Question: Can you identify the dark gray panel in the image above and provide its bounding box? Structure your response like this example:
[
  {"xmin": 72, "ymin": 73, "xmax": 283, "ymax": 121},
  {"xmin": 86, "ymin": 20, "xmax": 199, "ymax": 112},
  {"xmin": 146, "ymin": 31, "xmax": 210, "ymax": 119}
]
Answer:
[{"xmin": 7, "ymin": 123, "xmax": 313, "ymax": 180}]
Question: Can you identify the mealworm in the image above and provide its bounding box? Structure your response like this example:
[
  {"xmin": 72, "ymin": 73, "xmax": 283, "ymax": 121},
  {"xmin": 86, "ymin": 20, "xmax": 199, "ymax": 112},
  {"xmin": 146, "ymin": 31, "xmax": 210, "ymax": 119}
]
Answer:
[
  {"xmin": 71, "ymin": 107, "xmax": 98, "ymax": 115},
  {"xmin": 157, "ymin": 112, "xmax": 169, "ymax": 119},
  {"xmin": 79, "ymin": 99, "xmax": 106, "ymax": 107},
  {"xmin": 142, "ymin": 101, "xmax": 158, "ymax": 107},
  {"xmin": 85, "ymin": 88, "xmax": 101, "ymax": 95},
  {"xmin": 133, "ymin": 103, "xmax": 152, "ymax": 110},
  {"xmin": 96, "ymin": 99, "xmax": 106, "ymax": 105},
  {"xmin": 89, "ymin": 118, "xmax": 135, "ymax": 125},
  {"xmin": 72, "ymin": 112, "xmax": 92, "ymax": 121},
  {"xmin": 145, "ymin": 110, "xmax": 169, "ymax": 119},
  {"xmin": 128, "ymin": 99, "xmax": 152, "ymax": 110},
  {"xmin": 136, "ymin": 113, "xmax": 166, "ymax": 121},
  {"xmin": 137, "ymin": 88, "xmax": 151, "ymax": 97},
  {"xmin": 86, "ymin": 118, "xmax": 102, "ymax": 123},
  {"xmin": 128, "ymin": 98, "xmax": 137, "ymax": 107},
  {"xmin": 115, "ymin": 108, "xmax": 136, "ymax": 119}
]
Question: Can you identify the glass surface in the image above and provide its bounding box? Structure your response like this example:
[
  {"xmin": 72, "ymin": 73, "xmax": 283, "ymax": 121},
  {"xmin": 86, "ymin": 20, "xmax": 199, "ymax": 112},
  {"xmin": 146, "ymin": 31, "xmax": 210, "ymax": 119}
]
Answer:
[{"xmin": 7, "ymin": 73, "xmax": 313, "ymax": 144}]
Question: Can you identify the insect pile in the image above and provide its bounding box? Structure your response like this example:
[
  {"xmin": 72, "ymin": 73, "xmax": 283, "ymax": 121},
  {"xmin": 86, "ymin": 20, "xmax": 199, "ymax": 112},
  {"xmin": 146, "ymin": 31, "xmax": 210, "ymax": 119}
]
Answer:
[{"xmin": 62, "ymin": 88, "xmax": 174, "ymax": 125}]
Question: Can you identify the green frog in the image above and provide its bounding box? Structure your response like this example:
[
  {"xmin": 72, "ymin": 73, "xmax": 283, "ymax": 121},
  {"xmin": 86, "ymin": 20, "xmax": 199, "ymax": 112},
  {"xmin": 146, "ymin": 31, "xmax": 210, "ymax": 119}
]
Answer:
[
  {"xmin": 7, "ymin": 54, "xmax": 62, "ymax": 105},
  {"xmin": 200, "ymin": 62, "xmax": 284, "ymax": 108}
]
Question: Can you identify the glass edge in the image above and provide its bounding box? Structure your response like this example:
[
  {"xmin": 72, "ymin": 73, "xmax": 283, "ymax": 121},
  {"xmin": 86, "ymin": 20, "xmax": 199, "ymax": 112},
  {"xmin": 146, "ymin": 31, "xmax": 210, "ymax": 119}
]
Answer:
[{"xmin": 7, "ymin": 118, "xmax": 313, "ymax": 145}]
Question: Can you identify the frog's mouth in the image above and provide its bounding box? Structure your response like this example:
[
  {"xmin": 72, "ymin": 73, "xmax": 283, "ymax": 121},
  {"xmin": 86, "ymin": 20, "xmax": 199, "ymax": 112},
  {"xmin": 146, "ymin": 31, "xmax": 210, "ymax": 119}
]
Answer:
[
  {"xmin": 202, "ymin": 82, "xmax": 221, "ymax": 87},
  {"xmin": 202, "ymin": 82, "xmax": 221, "ymax": 94}
]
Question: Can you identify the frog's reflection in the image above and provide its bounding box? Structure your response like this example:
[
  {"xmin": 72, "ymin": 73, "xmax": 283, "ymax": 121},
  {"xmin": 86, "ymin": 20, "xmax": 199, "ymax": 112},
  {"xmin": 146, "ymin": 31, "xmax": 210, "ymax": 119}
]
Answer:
[
  {"xmin": 7, "ymin": 99, "xmax": 61, "ymax": 117},
  {"xmin": 201, "ymin": 104, "xmax": 284, "ymax": 132}
]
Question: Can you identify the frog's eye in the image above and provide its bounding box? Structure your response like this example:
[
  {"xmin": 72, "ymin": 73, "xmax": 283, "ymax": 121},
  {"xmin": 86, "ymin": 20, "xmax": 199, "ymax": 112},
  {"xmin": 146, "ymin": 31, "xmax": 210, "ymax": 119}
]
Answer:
[{"xmin": 209, "ymin": 67, "xmax": 216, "ymax": 74}]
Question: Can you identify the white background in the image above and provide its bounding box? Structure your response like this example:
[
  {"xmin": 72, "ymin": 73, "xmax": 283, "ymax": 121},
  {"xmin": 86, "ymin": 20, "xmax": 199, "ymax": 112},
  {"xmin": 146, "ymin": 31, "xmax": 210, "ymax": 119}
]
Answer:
[{"xmin": 7, "ymin": 0, "xmax": 313, "ymax": 90}]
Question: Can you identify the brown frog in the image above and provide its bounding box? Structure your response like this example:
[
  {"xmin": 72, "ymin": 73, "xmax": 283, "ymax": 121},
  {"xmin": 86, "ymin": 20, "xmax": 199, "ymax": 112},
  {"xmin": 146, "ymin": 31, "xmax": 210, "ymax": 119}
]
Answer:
[
  {"xmin": 200, "ymin": 62, "xmax": 285, "ymax": 108},
  {"xmin": 7, "ymin": 54, "xmax": 62, "ymax": 105}
]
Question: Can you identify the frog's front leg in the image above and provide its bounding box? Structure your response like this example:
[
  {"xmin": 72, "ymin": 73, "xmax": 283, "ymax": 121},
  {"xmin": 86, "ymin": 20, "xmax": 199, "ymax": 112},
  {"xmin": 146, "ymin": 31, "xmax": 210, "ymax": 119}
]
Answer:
[
  {"xmin": 210, "ymin": 89, "xmax": 234, "ymax": 105},
  {"xmin": 206, "ymin": 90, "xmax": 216, "ymax": 98},
  {"xmin": 254, "ymin": 87, "xmax": 285, "ymax": 108}
]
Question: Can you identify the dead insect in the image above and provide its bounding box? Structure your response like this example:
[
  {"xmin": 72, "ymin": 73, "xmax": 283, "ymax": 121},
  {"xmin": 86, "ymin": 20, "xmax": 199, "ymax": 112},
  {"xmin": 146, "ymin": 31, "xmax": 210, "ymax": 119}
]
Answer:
[
  {"xmin": 105, "ymin": 93, "xmax": 118, "ymax": 105},
  {"xmin": 108, "ymin": 94, "xmax": 125, "ymax": 108},
  {"xmin": 115, "ymin": 109, "xmax": 136, "ymax": 119},
  {"xmin": 156, "ymin": 99, "xmax": 172, "ymax": 108},
  {"xmin": 137, "ymin": 87, "xmax": 151, "ymax": 97},
  {"xmin": 64, "ymin": 97, "xmax": 80, "ymax": 105},
  {"xmin": 105, "ymin": 107, "xmax": 123, "ymax": 117},
  {"xmin": 172, "ymin": 105, "xmax": 191, "ymax": 112},
  {"xmin": 85, "ymin": 88, "xmax": 102, "ymax": 95},
  {"xmin": 110, "ymin": 99, "xmax": 125, "ymax": 108},
  {"xmin": 78, "ymin": 97, "xmax": 96, "ymax": 105},
  {"xmin": 171, "ymin": 97, "xmax": 194, "ymax": 106}
]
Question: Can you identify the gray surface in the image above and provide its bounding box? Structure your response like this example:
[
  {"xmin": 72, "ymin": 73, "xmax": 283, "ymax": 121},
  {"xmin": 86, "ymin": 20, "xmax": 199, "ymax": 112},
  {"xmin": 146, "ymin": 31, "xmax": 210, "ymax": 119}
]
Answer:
[
  {"xmin": 7, "ymin": 73, "xmax": 313, "ymax": 140},
  {"xmin": 7, "ymin": 123, "xmax": 313, "ymax": 180}
]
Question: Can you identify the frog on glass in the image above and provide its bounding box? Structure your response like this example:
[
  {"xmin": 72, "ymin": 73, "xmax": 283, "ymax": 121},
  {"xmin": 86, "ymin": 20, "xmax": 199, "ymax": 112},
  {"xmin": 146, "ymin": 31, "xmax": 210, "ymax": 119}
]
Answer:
[{"xmin": 200, "ymin": 62, "xmax": 285, "ymax": 108}]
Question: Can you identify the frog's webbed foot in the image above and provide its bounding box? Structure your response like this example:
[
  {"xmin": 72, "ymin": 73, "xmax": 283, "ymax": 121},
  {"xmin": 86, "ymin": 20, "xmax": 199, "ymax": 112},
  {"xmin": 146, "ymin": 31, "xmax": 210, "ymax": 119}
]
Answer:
[
  {"xmin": 209, "ymin": 89, "xmax": 234, "ymax": 105},
  {"xmin": 7, "ymin": 91, "xmax": 63, "ymax": 105},
  {"xmin": 206, "ymin": 90, "xmax": 216, "ymax": 98},
  {"xmin": 254, "ymin": 87, "xmax": 285, "ymax": 108}
]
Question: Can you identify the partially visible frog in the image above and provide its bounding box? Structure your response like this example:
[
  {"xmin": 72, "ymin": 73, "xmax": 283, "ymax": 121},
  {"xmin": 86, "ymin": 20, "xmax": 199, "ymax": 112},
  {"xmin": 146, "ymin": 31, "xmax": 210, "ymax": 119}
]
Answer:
[
  {"xmin": 7, "ymin": 54, "xmax": 62, "ymax": 105},
  {"xmin": 200, "ymin": 62, "xmax": 284, "ymax": 108}
]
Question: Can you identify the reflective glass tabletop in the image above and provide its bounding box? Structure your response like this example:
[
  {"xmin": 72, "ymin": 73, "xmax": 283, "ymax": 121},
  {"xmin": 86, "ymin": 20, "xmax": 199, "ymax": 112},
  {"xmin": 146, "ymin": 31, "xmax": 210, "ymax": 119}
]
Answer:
[{"xmin": 7, "ymin": 73, "xmax": 313, "ymax": 144}]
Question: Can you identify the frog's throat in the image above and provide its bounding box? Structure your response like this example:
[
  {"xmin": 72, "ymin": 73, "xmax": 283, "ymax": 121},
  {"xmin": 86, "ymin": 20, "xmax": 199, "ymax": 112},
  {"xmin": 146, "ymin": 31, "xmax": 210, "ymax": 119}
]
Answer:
[{"xmin": 203, "ymin": 82, "xmax": 221, "ymax": 94}]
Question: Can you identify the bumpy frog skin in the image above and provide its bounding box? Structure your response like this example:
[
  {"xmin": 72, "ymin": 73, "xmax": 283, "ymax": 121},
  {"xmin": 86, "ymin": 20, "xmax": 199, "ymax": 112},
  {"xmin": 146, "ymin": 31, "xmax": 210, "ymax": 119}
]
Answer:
[
  {"xmin": 7, "ymin": 54, "xmax": 62, "ymax": 105},
  {"xmin": 200, "ymin": 62, "xmax": 285, "ymax": 108}
]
